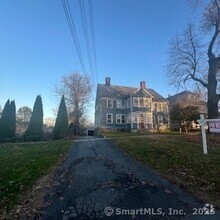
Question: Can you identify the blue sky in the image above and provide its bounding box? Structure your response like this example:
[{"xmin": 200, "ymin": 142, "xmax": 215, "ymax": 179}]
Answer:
[{"xmin": 0, "ymin": 0, "xmax": 199, "ymax": 122}]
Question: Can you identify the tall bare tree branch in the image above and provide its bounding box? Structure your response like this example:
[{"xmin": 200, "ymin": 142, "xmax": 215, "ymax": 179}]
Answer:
[
  {"xmin": 167, "ymin": 0, "xmax": 220, "ymax": 118},
  {"xmin": 55, "ymin": 72, "xmax": 93, "ymax": 135}
]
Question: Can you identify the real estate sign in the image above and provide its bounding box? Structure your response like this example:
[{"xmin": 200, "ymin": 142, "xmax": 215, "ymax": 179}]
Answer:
[
  {"xmin": 209, "ymin": 120, "xmax": 220, "ymax": 133},
  {"xmin": 197, "ymin": 115, "xmax": 220, "ymax": 154}
]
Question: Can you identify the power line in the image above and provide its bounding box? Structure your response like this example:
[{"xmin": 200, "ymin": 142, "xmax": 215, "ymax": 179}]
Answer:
[
  {"xmin": 61, "ymin": 0, "xmax": 87, "ymax": 74},
  {"xmin": 61, "ymin": 0, "xmax": 98, "ymax": 82},
  {"xmin": 79, "ymin": 0, "xmax": 94, "ymax": 79},
  {"xmin": 88, "ymin": 0, "xmax": 98, "ymax": 81}
]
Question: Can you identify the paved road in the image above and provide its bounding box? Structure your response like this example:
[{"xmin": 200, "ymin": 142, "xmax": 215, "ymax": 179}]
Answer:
[{"xmin": 43, "ymin": 137, "xmax": 219, "ymax": 219}]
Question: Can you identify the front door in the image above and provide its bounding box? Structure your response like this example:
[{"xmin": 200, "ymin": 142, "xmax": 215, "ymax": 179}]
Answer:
[{"xmin": 139, "ymin": 113, "xmax": 145, "ymax": 130}]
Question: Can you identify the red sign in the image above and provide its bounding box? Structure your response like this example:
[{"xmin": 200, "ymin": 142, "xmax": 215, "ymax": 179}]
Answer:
[{"xmin": 209, "ymin": 121, "xmax": 220, "ymax": 133}]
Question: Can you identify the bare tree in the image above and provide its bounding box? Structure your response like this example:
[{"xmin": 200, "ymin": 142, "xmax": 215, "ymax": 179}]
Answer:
[
  {"xmin": 17, "ymin": 106, "xmax": 32, "ymax": 124},
  {"xmin": 55, "ymin": 72, "xmax": 93, "ymax": 135},
  {"xmin": 167, "ymin": 0, "xmax": 220, "ymax": 118}
]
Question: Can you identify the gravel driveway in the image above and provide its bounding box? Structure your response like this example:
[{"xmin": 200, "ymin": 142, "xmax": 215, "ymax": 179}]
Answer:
[{"xmin": 41, "ymin": 136, "xmax": 219, "ymax": 220}]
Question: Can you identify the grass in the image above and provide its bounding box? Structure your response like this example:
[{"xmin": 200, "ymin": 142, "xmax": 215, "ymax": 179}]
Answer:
[
  {"xmin": 101, "ymin": 131, "xmax": 151, "ymax": 137},
  {"xmin": 108, "ymin": 133, "xmax": 220, "ymax": 207},
  {"xmin": 0, "ymin": 141, "xmax": 72, "ymax": 211}
]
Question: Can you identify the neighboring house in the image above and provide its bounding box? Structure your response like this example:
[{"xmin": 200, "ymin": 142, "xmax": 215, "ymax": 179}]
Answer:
[
  {"xmin": 167, "ymin": 91, "xmax": 207, "ymax": 130},
  {"xmin": 95, "ymin": 77, "xmax": 169, "ymax": 132},
  {"xmin": 167, "ymin": 91, "xmax": 207, "ymax": 114}
]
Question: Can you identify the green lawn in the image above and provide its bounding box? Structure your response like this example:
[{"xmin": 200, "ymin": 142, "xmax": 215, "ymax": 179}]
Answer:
[
  {"xmin": 101, "ymin": 131, "xmax": 151, "ymax": 137},
  {"xmin": 109, "ymin": 133, "xmax": 220, "ymax": 207},
  {"xmin": 0, "ymin": 141, "xmax": 72, "ymax": 211}
]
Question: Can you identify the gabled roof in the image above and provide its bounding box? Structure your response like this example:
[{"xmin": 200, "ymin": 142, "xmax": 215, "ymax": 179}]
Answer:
[
  {"xmin": 166, "ymin": 90, "xmax": 198, "ymax": 102},
  {"xmin": 97, "ymin": 84, "xmax": 167, "ymax": 102},
  {"xmin": 132, "ymin": 87, "xmax": 153, "ymax": 98}
]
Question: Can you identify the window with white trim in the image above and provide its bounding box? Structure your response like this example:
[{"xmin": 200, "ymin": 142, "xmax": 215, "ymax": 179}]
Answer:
[
  {"xmin": 116, "ymin": 100, "xmax": 126, "ymax": 109},
  {"xmin": 139, "ymin": 113, "xmax": 144, "ymax": 122},
  {"xmin": 146, "ymin": 113, "xmax": 152, "ymax": 124},
  {"xmin": 133, "ymin": 97, "xmax": 149, "ymax": 107},
  {"xmin": 107, "ymin": 99, "xmax": 113, "ymax": 108},
  {"xmin": 144, "ymin": 98, "xmax": 149, "ymax": 107},
  {"xmin": 133, "ymin": 97, "xmax": 139, "ymax": 107},
  {"xmin": 116, "ymin": 114, "xmax": 125, "ymax": 124},
  {"xmin": 158, "ymin": 103, "xmax": 162, "ymax": 111},
  {"xmin": 140, "ymin": 98, "xmax": 144, "ymax": 107},
  {"xmin": 116, "ymin": 100, "xmax": 121, "ymax": 109},
  {"xmin": 132, "ymin": 113, "xmax": 138, "ymax": 123},
  {"xmin": 106, "ymin": 113, "xmax": 113, "ymax": 124},
  {"xmin": 154, "ymin": 103, "xmax": 163, "ymax": 112}
]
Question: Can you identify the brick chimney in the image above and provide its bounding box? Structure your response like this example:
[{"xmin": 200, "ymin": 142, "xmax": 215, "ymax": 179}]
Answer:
[
  {"xmin": 105, "ymin": 77, "xmax": 111, "ymax": 86},
  {"xmin": 140, "ymin": 81, "xmax": 146, "ymax": 89}
]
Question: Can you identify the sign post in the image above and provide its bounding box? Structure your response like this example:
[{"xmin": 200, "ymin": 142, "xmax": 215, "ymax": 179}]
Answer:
[{"xmin": 197, "ymin": 114, "xmax": 208, "ymax": 155}]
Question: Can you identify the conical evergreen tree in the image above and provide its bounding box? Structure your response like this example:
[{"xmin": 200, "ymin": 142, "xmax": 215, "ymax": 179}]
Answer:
[
  {"xmin": 8, "ymin": 100, "xmax": 16, "ymax": 137},
  {"xmin": 0, "ymin": 99, "xmax": 16, "ymax": 138},
  {"xmin": 52, "ymin": 95, "xmax": 68, "ymax": 139},
  {"xmin": 25, "ymin": 95, "xmax": 43, "ymax": 138}
]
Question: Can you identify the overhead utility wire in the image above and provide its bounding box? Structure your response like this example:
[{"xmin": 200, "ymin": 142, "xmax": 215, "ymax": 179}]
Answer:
[
  {"xmin": 79, "ymin": 0, "xmax": 94, "ymax": 78},
  {"xmin": 88, "ymin": 0, "xmax": 98, "ymax": 81},
  {"xmin": 61, "ymin": 0, "xmax": 87, "ymax": 74}
]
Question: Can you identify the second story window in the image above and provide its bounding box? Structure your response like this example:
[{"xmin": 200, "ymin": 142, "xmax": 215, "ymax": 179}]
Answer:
[
  {"xmin": 116, "ymin": 100, "xmax": 126, "ymax": 109},
  {"xmin": 158, "ymin": 103, "xmax": 162, "ymax": 111},
  {"xmin": 154, "ymin": 103, "xmax": 163, "ymax": 112},
  {"xmin": 116, "ymin": 100, "xmax": 121, "ymax": 108},
  {"xmin": 107, "ymin": 99, "xmax": 113, "ymax": 108},
  {"xmin": 133, "ymin": 97, "xmax": 139, "ymax": 107},
  {"xmin": 140, "ymin": 98, "xmax": 144, "ymax": 107},
  {"xmin": 133, "ymin": 97, "xmax": 149, "ymax": 107}
]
